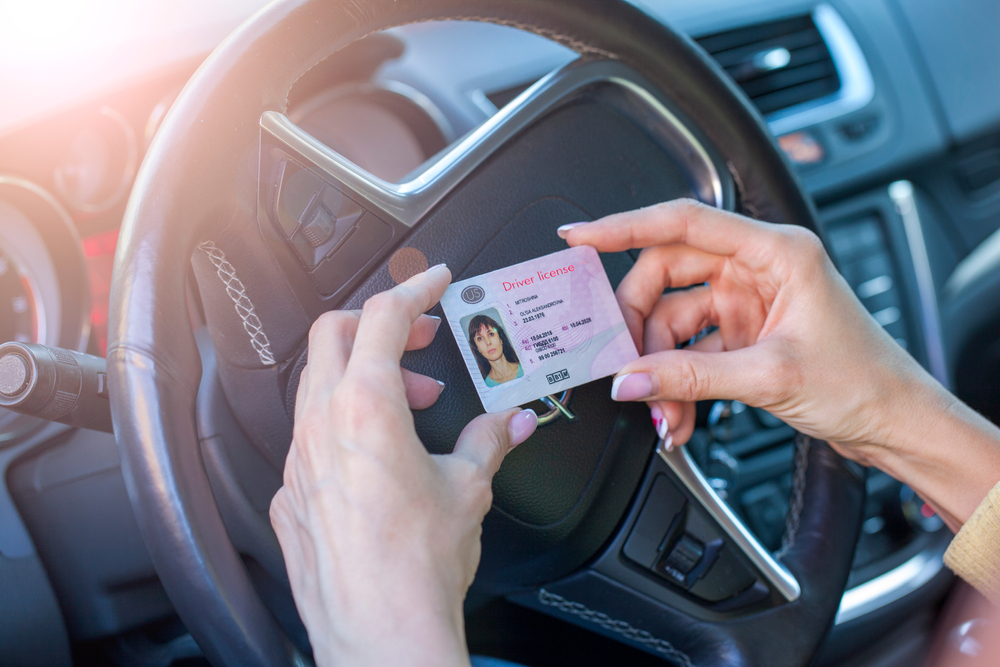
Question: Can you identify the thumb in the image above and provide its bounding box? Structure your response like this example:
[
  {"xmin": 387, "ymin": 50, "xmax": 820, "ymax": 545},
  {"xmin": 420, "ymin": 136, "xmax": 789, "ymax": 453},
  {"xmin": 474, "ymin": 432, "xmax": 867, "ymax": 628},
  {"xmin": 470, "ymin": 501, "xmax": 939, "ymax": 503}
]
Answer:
[
  {"xmin": 611, "ymin": 345, "xmax": 784, "ymax": 406},
  {"xmin": 452, "ymin": 408, "xmax": 538, "ymax": 479}
]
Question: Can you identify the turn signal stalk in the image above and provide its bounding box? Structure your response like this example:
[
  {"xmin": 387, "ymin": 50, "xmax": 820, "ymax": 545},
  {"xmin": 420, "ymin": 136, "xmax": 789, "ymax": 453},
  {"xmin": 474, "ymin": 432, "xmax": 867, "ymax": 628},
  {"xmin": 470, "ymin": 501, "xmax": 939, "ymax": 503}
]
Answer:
[{"xmin": 0, "ymin": 342, "xmax": 113, "ymax": 433}]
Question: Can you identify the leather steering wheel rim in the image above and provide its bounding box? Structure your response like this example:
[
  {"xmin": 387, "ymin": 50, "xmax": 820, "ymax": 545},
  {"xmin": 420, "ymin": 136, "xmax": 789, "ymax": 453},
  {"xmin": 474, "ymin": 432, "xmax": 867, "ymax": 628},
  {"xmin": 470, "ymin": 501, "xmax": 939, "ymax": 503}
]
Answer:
[{"xmin": 108, "ymin": 2, "xmax": 864, "ymax": 666}]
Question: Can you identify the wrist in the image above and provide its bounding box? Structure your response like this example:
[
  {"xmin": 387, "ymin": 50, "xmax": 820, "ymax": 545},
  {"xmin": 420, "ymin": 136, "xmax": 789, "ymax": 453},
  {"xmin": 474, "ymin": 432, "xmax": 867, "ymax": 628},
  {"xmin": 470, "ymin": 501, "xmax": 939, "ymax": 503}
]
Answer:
[
  {"xmin": 310, "ymin": 589, "xmax": 469, "ymax": 667},
  {"xmin": 865, "ymin": 365, "xmax": 951, "ymax": 460},
  {"xmin": 316, "ymin": 623, "xmax": 469, "ymax": 667},
  {"xmin": 869, "ymin": 373, "xmax": 1000, "ymax": 529}
]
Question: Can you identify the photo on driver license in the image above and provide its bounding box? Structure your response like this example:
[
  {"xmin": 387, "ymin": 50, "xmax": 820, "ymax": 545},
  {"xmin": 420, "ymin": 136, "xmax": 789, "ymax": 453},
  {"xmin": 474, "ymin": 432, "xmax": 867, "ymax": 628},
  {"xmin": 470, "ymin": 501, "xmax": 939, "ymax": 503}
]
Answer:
[{"xmin": 460, "ymin": 308, "xmax": 524, "ymax": 388}]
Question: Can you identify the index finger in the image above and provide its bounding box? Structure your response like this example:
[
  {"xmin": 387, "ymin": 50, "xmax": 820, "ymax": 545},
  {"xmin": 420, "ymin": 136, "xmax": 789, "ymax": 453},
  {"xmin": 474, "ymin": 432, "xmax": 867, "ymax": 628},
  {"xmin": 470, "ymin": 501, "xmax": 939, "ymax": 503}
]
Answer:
[
  {"xmin": 348, "ymin": 263, "xmax": 452, "ymax": 370},
  {"xmin": 562, "ymin": 198, "xmax": 776, "ymax": 258}
]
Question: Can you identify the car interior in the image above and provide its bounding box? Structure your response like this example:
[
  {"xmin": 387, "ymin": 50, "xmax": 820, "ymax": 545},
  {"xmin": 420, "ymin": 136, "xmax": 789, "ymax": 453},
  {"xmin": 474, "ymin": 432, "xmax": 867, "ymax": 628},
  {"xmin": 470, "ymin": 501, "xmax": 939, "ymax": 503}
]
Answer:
[{"xmin": 0, "ymin": 0, "xmax": 998, "ymax": 665}]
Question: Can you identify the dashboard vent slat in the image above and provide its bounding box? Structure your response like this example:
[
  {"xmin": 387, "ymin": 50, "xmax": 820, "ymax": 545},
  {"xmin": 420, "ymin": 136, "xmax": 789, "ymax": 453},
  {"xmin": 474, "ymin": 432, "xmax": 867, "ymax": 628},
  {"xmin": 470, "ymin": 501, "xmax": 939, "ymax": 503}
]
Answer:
[
  {"xmin": 697, "ymin": 15, "xmax": 815, "ymax": 54},
  {"xmin": 711, "ymin": 28, "xmax": 822, "ymax": 69},
  {"xmin": 697, "ymin": 14, "xmax": 841, "ymax": 117}
]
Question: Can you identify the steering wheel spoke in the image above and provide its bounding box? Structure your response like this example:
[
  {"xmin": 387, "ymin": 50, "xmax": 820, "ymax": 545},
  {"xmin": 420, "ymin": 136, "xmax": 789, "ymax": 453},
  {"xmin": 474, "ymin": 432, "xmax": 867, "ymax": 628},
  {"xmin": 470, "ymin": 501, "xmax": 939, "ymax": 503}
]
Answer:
[
  {"xmin": 261, "ymin": 58, "xmax": 728, "ymax": 227},
  {"xmin": 655, "ymin": 440, "xmax": 801, "ymax": 603},
  {"xmin": 255, "ymin": 58, "xmax": 732, "ymax": 303}
]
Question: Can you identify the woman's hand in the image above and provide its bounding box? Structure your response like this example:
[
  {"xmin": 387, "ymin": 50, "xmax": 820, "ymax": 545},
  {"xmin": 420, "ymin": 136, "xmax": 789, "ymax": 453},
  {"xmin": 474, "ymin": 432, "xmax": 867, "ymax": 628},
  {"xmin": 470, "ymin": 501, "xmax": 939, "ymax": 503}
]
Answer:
[
  {"xmin": 270, "ymin": 264, "xmax": 537, "ymax": 667},
  {"xmin": 560, "ymin": 199, "xmax": 1000, "ymax": 529},
  {"xmin": 561, "ymin": 199, "xmax": 914, "ymax": 450}
]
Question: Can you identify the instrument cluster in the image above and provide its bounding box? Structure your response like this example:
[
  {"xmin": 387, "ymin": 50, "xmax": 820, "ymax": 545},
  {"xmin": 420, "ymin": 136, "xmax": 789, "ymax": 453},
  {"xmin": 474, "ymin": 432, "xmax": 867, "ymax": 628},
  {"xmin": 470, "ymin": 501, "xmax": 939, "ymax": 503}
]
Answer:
[
  {"xmin": 0, "ymin": 178, "xmax": 90, "ymax": 442},
  {"xmin": 0, "ymin": 63, "xmax": 193, "ymax": 441}
]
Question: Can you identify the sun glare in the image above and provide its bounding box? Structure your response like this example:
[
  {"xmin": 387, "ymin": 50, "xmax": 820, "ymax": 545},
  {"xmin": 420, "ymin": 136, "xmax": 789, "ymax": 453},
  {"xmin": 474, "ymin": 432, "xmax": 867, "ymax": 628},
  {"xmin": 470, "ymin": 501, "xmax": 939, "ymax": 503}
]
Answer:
[
  {"xmin": 0, "ymin": 0, "xmax": 135, "ymax": 65},
  {"xmin": 0, "ymin": 0, "xmax": 271, "ymax": 129}
]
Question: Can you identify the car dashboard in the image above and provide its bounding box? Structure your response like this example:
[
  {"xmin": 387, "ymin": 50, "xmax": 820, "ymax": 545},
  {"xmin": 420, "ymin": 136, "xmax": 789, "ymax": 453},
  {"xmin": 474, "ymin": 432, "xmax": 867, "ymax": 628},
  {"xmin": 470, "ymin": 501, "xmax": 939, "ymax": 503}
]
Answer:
[{"xmin": 1, "ymin": 0, "xmax": 999, "ymax": 665}]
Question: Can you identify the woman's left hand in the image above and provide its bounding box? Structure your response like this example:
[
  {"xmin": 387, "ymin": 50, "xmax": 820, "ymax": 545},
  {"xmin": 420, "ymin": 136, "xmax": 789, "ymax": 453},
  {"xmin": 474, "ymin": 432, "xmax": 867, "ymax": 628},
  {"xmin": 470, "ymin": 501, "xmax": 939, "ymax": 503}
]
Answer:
[{"xmin": 269, "ymin": 264, "xmax": 538, "ymax": 667}]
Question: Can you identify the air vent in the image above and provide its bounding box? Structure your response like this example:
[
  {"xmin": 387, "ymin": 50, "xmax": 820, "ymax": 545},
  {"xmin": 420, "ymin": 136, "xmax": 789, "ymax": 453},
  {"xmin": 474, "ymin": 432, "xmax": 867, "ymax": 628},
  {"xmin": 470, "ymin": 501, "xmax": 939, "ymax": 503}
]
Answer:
[{"xmin": 697, "ymin": 14, "xmax": 841, "ymax": 116}]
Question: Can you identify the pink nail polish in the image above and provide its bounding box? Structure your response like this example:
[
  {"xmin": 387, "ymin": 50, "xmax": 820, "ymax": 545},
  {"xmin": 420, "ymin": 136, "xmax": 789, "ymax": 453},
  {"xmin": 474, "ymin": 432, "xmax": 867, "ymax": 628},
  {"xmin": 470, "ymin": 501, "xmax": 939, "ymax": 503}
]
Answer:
[
  {"xmin": 508, "ymin": 409, "xmax": 538, "ymax": 447},
  {"xmin": 611, "ymin": 373, "xmax": 654, "ymax": 401},
  {"xmin": 556, "ymin": 222, "xmax": 589, "ymax": 239},
  {"xmin": 650, "ymin": 405, "xmax": 669, "ymax": 441}
]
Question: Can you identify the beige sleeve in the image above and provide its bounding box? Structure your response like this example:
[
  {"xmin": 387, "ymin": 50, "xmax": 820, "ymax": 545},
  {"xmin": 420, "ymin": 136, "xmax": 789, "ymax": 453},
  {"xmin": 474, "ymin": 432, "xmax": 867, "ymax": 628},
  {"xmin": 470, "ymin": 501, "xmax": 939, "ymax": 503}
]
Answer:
[{"xmin": 944, "ymin": 480, "xmax": 1000, "ymax": 605}]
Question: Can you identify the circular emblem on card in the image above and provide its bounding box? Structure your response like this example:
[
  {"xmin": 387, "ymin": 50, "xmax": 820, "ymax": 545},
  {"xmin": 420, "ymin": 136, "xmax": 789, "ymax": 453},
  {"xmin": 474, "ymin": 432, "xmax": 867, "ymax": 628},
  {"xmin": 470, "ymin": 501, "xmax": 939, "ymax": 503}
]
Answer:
[{"xmin": 461, "ymin": 285, "xmax": 485, "ymax": 304}]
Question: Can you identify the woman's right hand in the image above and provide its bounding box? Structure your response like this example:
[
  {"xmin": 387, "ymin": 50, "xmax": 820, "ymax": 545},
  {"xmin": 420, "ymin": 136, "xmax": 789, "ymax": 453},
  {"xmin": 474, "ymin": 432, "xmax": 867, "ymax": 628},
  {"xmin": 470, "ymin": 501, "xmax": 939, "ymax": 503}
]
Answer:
[
  {"xmin": 560, "ymin": 199, "xmax": 1000, "ymax": 529},
  {"xmin": 269, "ymin": 265, "xmax": 537, "ymax": 667}
]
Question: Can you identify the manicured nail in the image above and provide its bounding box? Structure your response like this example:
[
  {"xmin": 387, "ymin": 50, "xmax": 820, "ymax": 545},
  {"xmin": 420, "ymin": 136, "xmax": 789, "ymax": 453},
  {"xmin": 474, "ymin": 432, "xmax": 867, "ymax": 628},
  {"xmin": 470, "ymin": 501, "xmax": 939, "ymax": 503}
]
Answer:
[
  {"xmin": 611, "ymin": 373, "xmax": 654, "ymax": 401},
  {"xmin": 650, "ymin": 405, "xmax": 669, "ymax": 441},
  {"xmin": 436, "ymin": 379, "xmax": 445, "ymax": 388},
  {"xmin": 508, "ymin": 409, "xmax": 538, "ymax": 448},
  {"xmin": 426, "ymin": 314, "xmax": 442, "ymax": 331},
  {"xmin": 662, "ymin": 432, "xmax": 674, "ymax": 452},
  {"xmin": 556, "ymin": 222, "xmax": 589, "ymax": 239},
  {"xmin": 410, "ymin": 264, "xmax": 448, "ymax": 285}
]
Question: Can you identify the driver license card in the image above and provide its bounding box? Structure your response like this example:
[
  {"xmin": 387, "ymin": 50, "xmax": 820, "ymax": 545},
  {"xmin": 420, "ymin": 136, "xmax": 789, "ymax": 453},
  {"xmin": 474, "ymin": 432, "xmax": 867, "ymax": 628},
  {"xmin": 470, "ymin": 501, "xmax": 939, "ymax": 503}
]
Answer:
[{"xmin": 440, "ymin": 246, "xmax": 639, "ymax": 412}]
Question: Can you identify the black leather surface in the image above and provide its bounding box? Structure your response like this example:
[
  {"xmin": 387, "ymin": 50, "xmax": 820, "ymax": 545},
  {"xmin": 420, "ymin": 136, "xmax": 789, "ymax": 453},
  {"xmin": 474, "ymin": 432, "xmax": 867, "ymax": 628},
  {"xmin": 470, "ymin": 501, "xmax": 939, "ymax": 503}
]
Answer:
[
  {"xmin": 107, "ymin": 1, "xmax": 830, "ymax": 665},
  {"xmin": 758, "ymin": 439, "xmax": 866, "ymax": 665}
]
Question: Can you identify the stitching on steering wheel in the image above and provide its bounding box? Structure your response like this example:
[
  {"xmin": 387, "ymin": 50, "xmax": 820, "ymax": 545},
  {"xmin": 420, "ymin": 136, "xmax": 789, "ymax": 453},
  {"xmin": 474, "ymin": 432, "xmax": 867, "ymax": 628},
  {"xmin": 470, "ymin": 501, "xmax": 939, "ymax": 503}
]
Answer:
[
  {"xmin": 198, "ymin": 241, "xmax": 277, "ymax": 366},
  {"xmin": 776, "ymin": 433, "xmax": 811, "ymax": 560},
  {"xmin": 537, "ymin": 589, "xmax": 695, "ymax": 667},
  {"xmin": 434, "ymin": 17, "xmax": 619, "ymax": 58}
]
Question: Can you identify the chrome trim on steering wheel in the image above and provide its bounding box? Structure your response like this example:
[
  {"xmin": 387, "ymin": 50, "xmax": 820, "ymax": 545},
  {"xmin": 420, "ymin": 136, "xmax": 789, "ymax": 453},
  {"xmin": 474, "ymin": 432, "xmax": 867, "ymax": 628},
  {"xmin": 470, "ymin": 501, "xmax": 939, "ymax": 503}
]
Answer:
[
  {"xmin": 836, "ymin": 536, "xmax": 948, "ymax": 624},
  {"xmin": 657, "ymin": 439, "xmax": 802, "ymax": 602},
  {"xmin": 261, "ymin": 58, "xmax": 729, "ymax": 227}
]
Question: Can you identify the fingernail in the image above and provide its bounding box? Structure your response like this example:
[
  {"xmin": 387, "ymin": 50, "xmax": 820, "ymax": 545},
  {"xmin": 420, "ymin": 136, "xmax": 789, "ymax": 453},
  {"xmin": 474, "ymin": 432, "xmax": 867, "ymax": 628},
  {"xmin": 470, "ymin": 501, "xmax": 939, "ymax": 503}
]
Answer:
[
  {"xmin": 436, "ymin": 379, "xmax": 445, "ymax": 388},
  {"xmin": 556, "ymin": 222, "xmax": 588, "ymax": 239},
  {"xmin": 662, "ymin": 431, "xmax": 674, "ymax": 451},
  {"xmin": 611, "ymin": 373, "xmax": 654, "ymax": 401},
  {"xmin": 650, "ymin": 405, "xmax": 669, "ymax": 441},
  {"xmin": 427, "ymin": 314, "xmax": 443, "ymax": 331},
  {"xmin": 508, "ymin": 409, "xmax": 538, "ymax": 448},
  {"xmin": 428, "ymin": 263, "xmax": 448, "ymax": 272}
]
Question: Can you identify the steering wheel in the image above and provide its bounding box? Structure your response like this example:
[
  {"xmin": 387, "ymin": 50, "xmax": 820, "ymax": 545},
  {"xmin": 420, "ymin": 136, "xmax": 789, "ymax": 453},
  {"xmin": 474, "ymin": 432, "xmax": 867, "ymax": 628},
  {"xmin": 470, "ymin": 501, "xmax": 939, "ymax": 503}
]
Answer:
[{"xmin": 108, "ymin": 1, "xmax": 866, "ymax": 665}]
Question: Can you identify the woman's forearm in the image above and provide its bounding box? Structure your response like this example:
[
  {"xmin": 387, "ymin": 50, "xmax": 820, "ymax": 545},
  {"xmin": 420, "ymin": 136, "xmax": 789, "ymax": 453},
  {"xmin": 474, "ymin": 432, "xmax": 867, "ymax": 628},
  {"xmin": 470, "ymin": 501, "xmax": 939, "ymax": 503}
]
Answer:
[{"xmin": 865, "ymin": 371, "xmax": 1000, "ymax": 532}]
